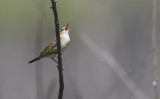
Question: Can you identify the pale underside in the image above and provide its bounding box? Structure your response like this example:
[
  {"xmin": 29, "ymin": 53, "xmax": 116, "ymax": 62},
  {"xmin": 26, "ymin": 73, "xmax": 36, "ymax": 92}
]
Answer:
[{"xmin": 41, "ymin": 33, "xmax": 70, "ymax": 58}]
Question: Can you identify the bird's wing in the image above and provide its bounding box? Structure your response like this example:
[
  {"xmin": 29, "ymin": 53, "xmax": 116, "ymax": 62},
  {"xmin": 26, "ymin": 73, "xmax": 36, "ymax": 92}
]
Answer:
[{"xmin": 40, "ymin": 39, "xmax": 57, "ymax": 57}]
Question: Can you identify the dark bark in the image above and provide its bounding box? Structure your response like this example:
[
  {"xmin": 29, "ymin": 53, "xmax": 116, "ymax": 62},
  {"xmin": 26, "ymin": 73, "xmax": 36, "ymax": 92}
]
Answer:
[{"xmin": 50, "ymin": 0, "xmax": 64, "ymax": 99}]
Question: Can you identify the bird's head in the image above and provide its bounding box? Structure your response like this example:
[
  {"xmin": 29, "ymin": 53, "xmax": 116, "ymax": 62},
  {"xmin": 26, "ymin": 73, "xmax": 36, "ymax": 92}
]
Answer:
[{"xmin": 60, "ymin": 23, "xmax": 70, "ymax": 35}]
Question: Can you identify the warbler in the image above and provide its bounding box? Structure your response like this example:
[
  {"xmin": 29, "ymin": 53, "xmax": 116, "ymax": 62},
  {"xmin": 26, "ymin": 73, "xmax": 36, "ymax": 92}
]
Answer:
[{"xmin": 28, "ymin": 24, "xmax": 70, "ymax": 64}]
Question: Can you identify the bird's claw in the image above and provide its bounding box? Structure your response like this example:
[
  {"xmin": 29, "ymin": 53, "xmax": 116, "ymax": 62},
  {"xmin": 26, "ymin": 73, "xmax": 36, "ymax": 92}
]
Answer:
[
  {"xmin": 56, "ymin": 54, "xmax": 63, "ymax": 58},
  {"xmin": 57, "ymin": 65, "xmax": 64, "ymax": 71}
]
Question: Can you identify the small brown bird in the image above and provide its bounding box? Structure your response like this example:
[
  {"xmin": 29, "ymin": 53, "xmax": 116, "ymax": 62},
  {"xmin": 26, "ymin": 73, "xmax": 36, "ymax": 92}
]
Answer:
[{"xmin": 28, "ymin": 24, "xmax": 70, "ymax": 64}]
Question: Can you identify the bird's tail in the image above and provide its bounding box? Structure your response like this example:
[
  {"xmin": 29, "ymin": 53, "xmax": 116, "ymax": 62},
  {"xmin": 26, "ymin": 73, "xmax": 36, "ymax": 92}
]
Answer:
[{"xmin": 28, "ymin": 56, "xmax": 41, "ymax": 63}]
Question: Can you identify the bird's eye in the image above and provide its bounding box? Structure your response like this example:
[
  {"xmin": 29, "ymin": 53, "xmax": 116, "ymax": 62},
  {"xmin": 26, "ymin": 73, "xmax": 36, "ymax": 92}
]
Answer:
[{"xmin": 60, "ymin": 28, "xmax": 64, "ymax": 31}]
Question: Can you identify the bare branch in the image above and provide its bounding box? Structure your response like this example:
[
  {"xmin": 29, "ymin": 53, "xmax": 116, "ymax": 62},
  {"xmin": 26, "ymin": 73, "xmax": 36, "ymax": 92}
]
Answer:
[{"xmin": 50, "ymin": 0, "xmax": 64, "ymax": 99}]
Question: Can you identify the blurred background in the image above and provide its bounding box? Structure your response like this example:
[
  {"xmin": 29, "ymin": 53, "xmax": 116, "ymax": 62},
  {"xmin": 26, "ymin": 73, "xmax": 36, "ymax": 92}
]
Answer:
[{"xmin": 0, "ymin": 0, "xmax": 160, "ymax": 99}]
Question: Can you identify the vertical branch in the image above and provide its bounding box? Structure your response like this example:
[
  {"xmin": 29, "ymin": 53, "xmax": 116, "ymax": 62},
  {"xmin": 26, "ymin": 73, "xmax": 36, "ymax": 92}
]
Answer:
[
  {"xmin": 50, "ymin": 0, "xmax": 64, "ymax": 99},
  {"xmin": 152, "ymin": 0, "xmax": 159, "ymax": 99}
]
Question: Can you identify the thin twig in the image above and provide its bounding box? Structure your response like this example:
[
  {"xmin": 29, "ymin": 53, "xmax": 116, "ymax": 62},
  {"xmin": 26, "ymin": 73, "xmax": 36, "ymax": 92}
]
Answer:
[
  {"xmin": 152, "ymin": 0, "xmax": 159, "ymax": 99},
  {"xmin": 50, "ymin": 0, "xmax": 64, "ymax": 99}
]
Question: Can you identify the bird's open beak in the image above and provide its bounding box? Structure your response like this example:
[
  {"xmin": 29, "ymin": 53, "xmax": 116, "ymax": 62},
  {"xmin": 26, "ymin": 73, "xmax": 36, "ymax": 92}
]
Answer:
[{"xmin": 65, "ymin": 23, "xmax": 69, "ymax": 30}]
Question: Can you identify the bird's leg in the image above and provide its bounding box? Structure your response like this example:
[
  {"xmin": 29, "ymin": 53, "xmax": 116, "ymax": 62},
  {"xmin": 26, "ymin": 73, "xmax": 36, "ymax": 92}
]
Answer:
[
  {"xmin": 54, "ymin": 51, "xmax": 64, "ymax": 71},
  {"xmin": 52, "ymin": 57, "xmax": 64, "ymax": 71},
  {"xmin": 52, "ymin": 58, "xmax": 58, "ymax": 64}
]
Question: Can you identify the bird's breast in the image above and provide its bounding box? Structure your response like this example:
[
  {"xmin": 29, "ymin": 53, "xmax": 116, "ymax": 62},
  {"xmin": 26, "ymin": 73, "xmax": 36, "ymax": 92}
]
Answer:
[{"xmin": 60, "ymin": 34, "xmax": 70, "ymax": 51}]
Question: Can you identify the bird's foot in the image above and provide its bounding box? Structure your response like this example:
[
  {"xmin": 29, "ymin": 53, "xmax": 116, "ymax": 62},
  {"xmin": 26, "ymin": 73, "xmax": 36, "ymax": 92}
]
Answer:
[
  {"xmin": 52, "ymin": 58, "xmax": 64, "ymax": 71},
  {"xmin": 52, "ymin": 58, "xmax": 58, "ymax": 64},
  {"xmin": 56, "ymin": 54, "xmax": 63, "ymax": 58},
  {"xmin": 57, "ymin": 65, "xmax": 64, "ymax": 71}
]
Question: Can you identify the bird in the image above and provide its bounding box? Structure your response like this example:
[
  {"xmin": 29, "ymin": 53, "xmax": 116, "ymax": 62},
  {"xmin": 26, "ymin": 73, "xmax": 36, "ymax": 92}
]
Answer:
[{"xmin": 28, "ymin": 24, "xmax": 70, "ymax": 64}]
